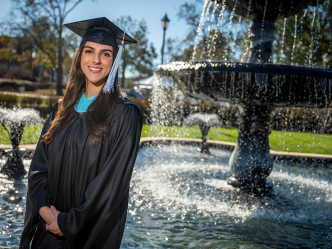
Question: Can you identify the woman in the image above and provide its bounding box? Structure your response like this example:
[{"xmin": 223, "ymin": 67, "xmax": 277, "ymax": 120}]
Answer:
[{"xmin": 19, "ymin": 17, "xmax": 142, "ymax": 249}]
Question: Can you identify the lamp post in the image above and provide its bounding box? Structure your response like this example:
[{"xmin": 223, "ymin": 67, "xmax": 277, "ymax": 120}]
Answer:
[
  {"xmin": 12, "ymin": 47, "xmax": 17, "ymax": 79},
  {"xmin": 161, "ymin": 14, "xmax": 170, "ymax": 65},
  {"xmin": 323, "ymin": 53, "xmax": 329, "ymax": 69}
]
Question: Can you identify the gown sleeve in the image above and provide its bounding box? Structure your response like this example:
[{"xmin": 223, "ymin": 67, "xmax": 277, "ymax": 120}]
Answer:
[
  {"xmin": 57, "ymin": 104, "xmax": 142, "ymax": 248},
  {"xmin": 19, "ymin": 101, "xmax": 60, "ymax": 249}
]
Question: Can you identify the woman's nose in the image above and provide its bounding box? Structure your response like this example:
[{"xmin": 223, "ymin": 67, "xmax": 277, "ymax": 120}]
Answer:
[{"xmin": 92, "ymin": 53, "xmax": 101, "ymax": 64}]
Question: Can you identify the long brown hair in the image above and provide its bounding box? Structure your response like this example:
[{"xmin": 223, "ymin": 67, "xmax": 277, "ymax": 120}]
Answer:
[{"xmin": 43, "ymin": 41, "xmax": 120, "ymax": 145}]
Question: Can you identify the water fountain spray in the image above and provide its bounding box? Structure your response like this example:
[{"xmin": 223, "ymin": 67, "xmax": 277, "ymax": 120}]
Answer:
[
  {"xmin": 184, "ymin": 113, "xmax": 222, "ymax": 154},
  {"xmin": 0, "ymin": 107, "xmax": 43, "ymax": 179}
]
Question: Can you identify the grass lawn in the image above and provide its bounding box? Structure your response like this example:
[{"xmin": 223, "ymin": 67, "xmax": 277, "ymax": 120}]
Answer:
[
  {"xmin": 142, "ymin": 125, "xmax": 332, "ymax": 155},
  {"xmin": 0, "ymin": 125, "xmax": 43, "ymax": 145},
  {"xmin": 1, "ymin": 124, "xmax": 331, "ymax": 155}
]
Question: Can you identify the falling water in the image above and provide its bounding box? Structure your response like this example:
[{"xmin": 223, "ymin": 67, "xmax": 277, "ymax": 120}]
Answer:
[
  {"xmin": 278, "ymin": 18, "xmax": 287, "ymax": 64},
  {"xmin": 240, "ymin": 1, "xmax": 252, "ymax": 62},
  {"xmin": 291, "ymin": 15, "xmax": 298, "ymax": 66},
  {"xmin": 208, "ymin": 0, "xmax": 227, "ymax": 60},
  {"xmin": 247, "ymin": 0, "xmax": 252, "ymax": 17},
  {"xmin": 299, "ymin": 11, "xmax": 304, "ymax": 53},
  {"xmin": 240, "ymin": 21, "xmax": 252, "ymax": 63},
  {"xmin": 260, "ymin": 0, "xmax": 269, "ymax": 40},
  {"xmin": 198, "ymin": 0, "xmax": 214, "ymax": 61},
  {"xmin": 311, "ymin": 5, "xmax": 322, "ymax": 67},
  {"xmin": 223, "ymin": 0, "xmax": 238, "ymax": 62},
  {"xmin": 192, "ymin": 0, "xmax": 210, "ymax": 61},
  {"xmin": 230, "ymin": 16, "xmax": 242, "ymax": 60},
  {"xmin": 205, "ymin": 1, "xmax": 219, "ymax": 61},
  {"xmin": 308, "ymin": 6, "xmax": 317, "ymax": 67}
]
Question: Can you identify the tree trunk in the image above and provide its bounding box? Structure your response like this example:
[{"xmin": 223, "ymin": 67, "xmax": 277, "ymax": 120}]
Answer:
[{"xmin": 56, "ymin": 31, "xmax": 63, "ymax": 96}]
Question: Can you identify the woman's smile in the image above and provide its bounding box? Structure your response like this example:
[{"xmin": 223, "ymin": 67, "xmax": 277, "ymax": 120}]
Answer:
[{"xmin": 88, "ymin": 66, "xmax": 103, "ymax": 73}]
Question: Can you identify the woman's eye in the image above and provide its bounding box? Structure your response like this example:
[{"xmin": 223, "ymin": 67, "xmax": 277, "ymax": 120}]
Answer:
[
  {"xmin": 103, "ymin": 53, "xmax": 111, "ymax": 57},
  {"xmin": 85, "ymin": 50, "xmax": 93, "ymax": 54}
]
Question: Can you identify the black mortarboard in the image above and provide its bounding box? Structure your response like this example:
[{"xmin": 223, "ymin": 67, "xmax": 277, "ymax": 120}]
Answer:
[
  {"xmin": 64, "ymin": 17, "xmax": 136, "ymax": 48},
  {"xmin": 64, "ymin": 17, "xmax": 136, "ymax": 93}
]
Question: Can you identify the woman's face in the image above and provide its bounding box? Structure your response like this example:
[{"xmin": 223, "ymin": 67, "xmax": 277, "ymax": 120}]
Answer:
[{"xmin": 81, "ymin": 41, "xmax": 114, "ymax": 87}]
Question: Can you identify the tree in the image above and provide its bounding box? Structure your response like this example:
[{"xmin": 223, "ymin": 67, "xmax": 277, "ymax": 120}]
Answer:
[
  {"xmin": 0, "ymin": 35, "xmax": 35, "ymax": 79},
  {"xmin": 5, "ymin": 0, "xmax": 84, "ymax": 95},
  {"xmin": 115, "ymin": 16, "xmax": 157, "ymax": 88},
  {"xmin": 273, "ymin": 2, "xmax": 332, "ymax": 68}
]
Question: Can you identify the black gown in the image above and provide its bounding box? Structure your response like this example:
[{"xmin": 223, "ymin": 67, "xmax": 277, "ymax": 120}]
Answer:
[{"xmin": 19, "ymin": 98, "xmax": 142, "ymax": 249}]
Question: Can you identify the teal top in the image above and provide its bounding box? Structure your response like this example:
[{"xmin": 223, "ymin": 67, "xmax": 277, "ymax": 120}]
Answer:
[{"xmin": 74, "ymin": 92, "xmax": 99, "ymax": 113}]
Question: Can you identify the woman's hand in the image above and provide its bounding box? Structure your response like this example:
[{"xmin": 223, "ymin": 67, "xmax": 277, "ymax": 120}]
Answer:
[
  {"xmin": 39, "ymin": 206, "xmax": 54, "ymax": 225},
  {"xmin": 45, "ymin": 206, "xmax": 64, "ymax": 236}
]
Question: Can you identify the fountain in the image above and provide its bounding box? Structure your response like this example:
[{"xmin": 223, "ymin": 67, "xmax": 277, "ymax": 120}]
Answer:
[
  {"xmin": 0, "ymin": 107, "xmax": 43, "ymax": 179},
  {"xmin": 184, "ymin": 113, "xmax": 222, "ymax": 154},
  {"xmin": 156, "ymin": 0, "xmax": 332, "ymax": 194}
]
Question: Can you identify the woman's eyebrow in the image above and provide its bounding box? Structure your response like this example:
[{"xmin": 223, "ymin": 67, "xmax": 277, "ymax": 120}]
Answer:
[
  {"xmin": 101, "ymin": 49, "xmax": 113, "ymax": 53},
  {"xmin": 84, "ymin": 46, "xmax": 113, "ymax": 53}
]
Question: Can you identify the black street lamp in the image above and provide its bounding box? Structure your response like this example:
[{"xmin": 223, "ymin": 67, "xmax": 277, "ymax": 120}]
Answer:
[
  {"xmin": 161, "ymin": 13, "xmax": 170, "ymax": 65},
  {"xmin": 12, "ymin": 47, "xmax": 17, "ymax": 79}
]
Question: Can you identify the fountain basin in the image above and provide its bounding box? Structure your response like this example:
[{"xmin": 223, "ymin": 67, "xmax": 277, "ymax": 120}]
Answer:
[
  {"xmin": 157, "ymin": 62, "xmax": 332, "ymax": 108},
  {"xmin": 1, "ymin": 145, "xmax": 331, "ymax": 248}
]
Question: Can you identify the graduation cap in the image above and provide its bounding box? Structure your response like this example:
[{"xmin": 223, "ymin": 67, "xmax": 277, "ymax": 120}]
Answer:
[{"xmin": 64, "ymin": 17, "xmax": 137, "ymax": 93}]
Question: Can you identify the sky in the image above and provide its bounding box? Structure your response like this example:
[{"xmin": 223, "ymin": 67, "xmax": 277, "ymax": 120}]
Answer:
[{"xmin": 0, "ymin": 0, "xmax": 197, "ymax": 73}]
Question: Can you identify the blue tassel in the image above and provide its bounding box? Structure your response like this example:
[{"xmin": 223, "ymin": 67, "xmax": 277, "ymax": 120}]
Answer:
[{"xmin": 103, "ymin": 33, "xmax": 125, "ymax": 93}]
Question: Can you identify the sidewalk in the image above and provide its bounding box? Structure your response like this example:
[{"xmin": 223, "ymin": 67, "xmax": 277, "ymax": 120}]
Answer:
[{"xmin": 0, "ymin": 90, "xmax": 60, "ymax": 100}]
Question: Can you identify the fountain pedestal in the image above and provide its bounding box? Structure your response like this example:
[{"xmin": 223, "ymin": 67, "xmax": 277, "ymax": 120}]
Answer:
[
  {"xmin": 198, "ymin": 124, "xmax": 211, "ymax": 154},
  {"xmin": 248, "ymin": 21, "xmax": 276, "ymax": 64},
  {"xmin": 1, "ymin": 125, "xmax": 26, "ymax": 179},
  {"xmin": 183, "ymin": 113, "xmax": 222, "ymax": 155},
  {"xmin": 227, "ymin": 105, "xmax": 274, "ymax": 193}
]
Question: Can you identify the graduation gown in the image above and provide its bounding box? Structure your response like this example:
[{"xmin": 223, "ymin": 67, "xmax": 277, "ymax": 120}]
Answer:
[{"xmin": 19, "ymin": 98, "xmax": 142, "ymax": 249}]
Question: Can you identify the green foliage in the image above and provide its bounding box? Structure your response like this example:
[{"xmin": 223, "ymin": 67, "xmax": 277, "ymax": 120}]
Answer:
[
  {"xmin": 271, "ymin": 107, "xmax": 332, "ymax": 134},
  {"xmin": 0, "ymin": 35, "xmax": 34, "ymax": 68},
  {"xmin": 0, "ymin": 81, "xmax": 20, "ymax": 91},
  {"xmin": 273, "ymin": 3, "xmax": 332, "ymax": 67}
]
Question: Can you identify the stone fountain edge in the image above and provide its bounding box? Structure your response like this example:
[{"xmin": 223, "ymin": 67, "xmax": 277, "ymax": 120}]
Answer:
[{"xmin": 2, "ymin": 139, "xmax": 331, "ymax": 168}]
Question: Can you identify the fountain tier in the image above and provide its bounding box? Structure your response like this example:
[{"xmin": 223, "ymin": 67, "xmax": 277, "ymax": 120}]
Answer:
[{"xmin": 157, "ymin": 62, "xmax": 332, "ymax": 108}]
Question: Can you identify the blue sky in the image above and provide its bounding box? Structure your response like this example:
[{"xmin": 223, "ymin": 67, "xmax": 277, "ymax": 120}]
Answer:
[{"xmin": 0, "ymin": 0, "xmax": 196, "ymax": 71}]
